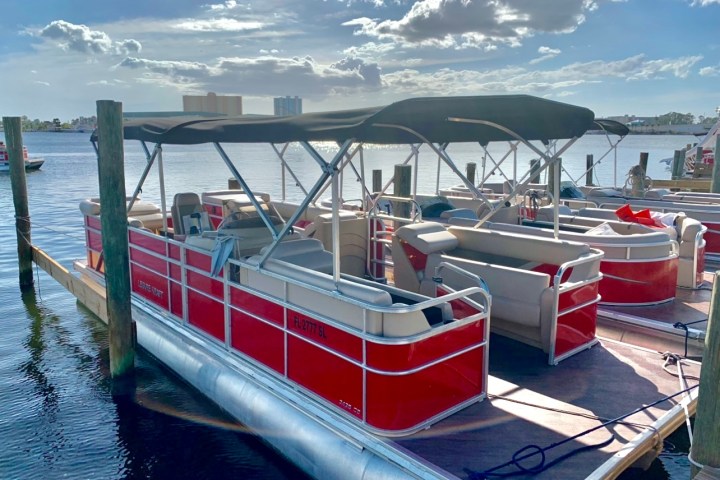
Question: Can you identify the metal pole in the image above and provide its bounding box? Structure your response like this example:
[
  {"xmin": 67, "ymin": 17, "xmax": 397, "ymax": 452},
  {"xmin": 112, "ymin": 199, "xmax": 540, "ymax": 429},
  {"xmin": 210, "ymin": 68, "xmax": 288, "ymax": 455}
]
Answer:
[
  {"xmin": 710, "ymin": 136, "xmax": 720, "ymax": 193},
  {"xmin": 96, "ymin": 100, "xmax": 135, "ymax": 378},
  {"xmin": 553, "ymin": 158, "xmax": 561, "ymax": 239},
  {"xmin": 4, "ymin": 117, "xmax": 33, "ymax": 289}
]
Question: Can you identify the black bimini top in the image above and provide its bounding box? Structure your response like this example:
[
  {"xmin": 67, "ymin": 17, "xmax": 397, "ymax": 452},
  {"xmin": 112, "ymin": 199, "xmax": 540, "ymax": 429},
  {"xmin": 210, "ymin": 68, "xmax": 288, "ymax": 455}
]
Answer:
[
  {"xmin": 106, "ymin": 95, "xmax": 596, "ymax": 146},
  {"xmin": 592, "ymin": 119, "xmax": 630, "ymax": 137}
]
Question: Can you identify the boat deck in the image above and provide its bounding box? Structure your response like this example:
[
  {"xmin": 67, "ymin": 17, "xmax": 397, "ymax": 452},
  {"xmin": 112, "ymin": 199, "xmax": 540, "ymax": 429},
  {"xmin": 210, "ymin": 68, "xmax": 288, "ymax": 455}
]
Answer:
[{"xmin": 396, "ymin": 335, "xmax": 699, "ymax": 479}]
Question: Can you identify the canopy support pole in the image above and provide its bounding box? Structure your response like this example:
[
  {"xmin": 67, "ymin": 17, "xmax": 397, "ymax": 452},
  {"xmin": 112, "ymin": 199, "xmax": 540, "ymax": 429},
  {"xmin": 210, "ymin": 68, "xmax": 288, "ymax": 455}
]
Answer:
[
  {"xmin": 254, "ymin": 140, "xmax": 353, "ymax": 270},
  {"xmin": 215, "ymin": 142, "xmax": 279, "ymax": 238},
  {"xmin": 371, "ymin": 123, "xmax": 492, "ymax": 209},
  {"xmin": 157, "ymin": 146, "xmax": 169, "ymax": 237},
  {"xmin": 448, "ymin": 116, "xmax": 581, "ymax": 226},
  {"xmin": 271, "ymin": 143, "xmax": 307, "ymax": 200},
  {"xmin": 366, "ymin": 145, "xmax": 420, "ymax": 212},
  {"xmin": 331, "ymin": 163, "xmax": 341, "ymax": 285}
]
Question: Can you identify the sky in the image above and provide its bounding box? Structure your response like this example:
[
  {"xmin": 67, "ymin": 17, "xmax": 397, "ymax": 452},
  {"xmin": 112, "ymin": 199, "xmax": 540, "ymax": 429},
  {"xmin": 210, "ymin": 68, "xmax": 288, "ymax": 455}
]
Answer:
[{"xmin": 0, "ymin": 0, "xmax": 719, "ymax": 121}]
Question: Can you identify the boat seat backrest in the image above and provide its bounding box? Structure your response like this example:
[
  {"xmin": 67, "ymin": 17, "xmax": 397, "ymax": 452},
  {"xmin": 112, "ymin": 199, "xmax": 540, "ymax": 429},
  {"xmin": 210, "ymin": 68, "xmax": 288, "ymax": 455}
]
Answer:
[
  {"xmin": 270, "ymin": 201, "xmax": 335, "ymax": 224},
  {"xmin": 423, "ymin": 253, "xmax": 550, "ymax": 329},
  {"xmin": 484, "ymin": 221, "xmax": 672, "ymax": 260},
  {"xmin": 245, "ymin": 259, "xmax": 430, "ymax": 337},
  {"xmin": 447, "ymin": 226, "xmax": 590, "ymax": 267},
  {"xmin": 172, "ymin": 192, "xmax": 203, "ymax": 235},
  {"xmin": 394, "ymin": 222, "xmax": 459, "ymax": 254},
  {"xmin": 678, "ymin": 214, "xmax": 704, "ymax": 242},
  {"xmin": 310, "ymin": 212, "xmax": 368, "ymax": 277},
  {"xmin": 260, "ymin": 238, "xmax": 333, "ymax": 273},
  {"xmin": 504, "ymin": 180, "xmax": 548, "ymax": 195},
  {"xmin": 577, "ymin": 207, "xmax": 623, "ymax": 221},
  {"xmin": 677, "ymin": 215, "xmax": 705, "ymax": 258},
  {"xmin": 392, "ymin": 223, "xmax": 459, "ymax": 293},
  {"xmin": 80, "ymin": 198, "xmax": 162, "ymax": 219},
  {"xmin": 202, "ymin": 190, "xmax": 271, "ymax": 204},
  {"xmin": 127, "ymin": 213, "xmax": 166, "ymax": 231},
  {"xmin": 676, "ymin": 215, "xmax": 706, "ymax": 288},
  {"xmin": 475, "ymin": 203, "xmax": 521, "ymax": 224},
  {"xmin": 534, "ymin": 205, "xmax": 573, "ymax": 222}
]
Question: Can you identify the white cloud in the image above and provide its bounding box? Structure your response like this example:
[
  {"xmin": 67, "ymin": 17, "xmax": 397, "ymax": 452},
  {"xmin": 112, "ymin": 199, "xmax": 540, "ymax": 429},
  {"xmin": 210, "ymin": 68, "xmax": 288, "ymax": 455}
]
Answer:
[
  {"xmin": 691, "ymin": 0, "xmax": 720, "ymax": 5},
  {"xmin": 207, "ymin": 0, "xmax": 242, "ymax": 11},
  {"xmin": 173, "ymin": 18, "xmax": 264, "ymax": 32},
  {"xmin": 529, "ymin": 46, "xmax": 562, "ymax": 64},
  {"xmin": 380, "ymin": 54, "xmax": 703, "ymax": 97},
  {"xmin": 117, "ymin": 54, "xmax": 382, "ymax": 97},
  {"xmin": 39, "ymin": 20, "xmax": 141, "ymax": 55},
  {"xmin": 344, "ymin": 0, "xmax": 602, "ymax": 49},
  {"xmin": 699, "ymin": 66, "xmax": 720, "ymax": 76}
]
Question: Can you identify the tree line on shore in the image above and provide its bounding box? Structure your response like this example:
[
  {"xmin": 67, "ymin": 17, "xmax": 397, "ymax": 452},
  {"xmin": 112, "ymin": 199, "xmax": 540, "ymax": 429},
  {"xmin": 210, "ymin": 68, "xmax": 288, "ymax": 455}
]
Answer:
[{"xmin": 0, "ymin": 115, "xmax": 97, "ymax": 131}]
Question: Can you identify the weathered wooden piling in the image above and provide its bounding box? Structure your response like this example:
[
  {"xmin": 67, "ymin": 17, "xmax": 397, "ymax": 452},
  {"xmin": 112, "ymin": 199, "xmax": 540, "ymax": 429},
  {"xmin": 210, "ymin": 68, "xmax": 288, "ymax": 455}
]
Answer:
[
  {"xmin": 547, "ymin": 158, "xmax": 561, "ymax": 198},
  {"xmin": 639, "ymin": 152, "xmax": 649, "ymax": 175},
  {"xmin": 372, "ymin": 169, "xmax": 382, "ymax": 193},
  {"xmin": 466, "ymin": 162, "xmax": 477, "ymax": 185},
  {"xmin": 96, "ymin": 100, "xmax": 135, "ymax": 378},
  {"xmin": 4, "ymin": 116, "xmax": 34, "ymax": 289},
  {"xmin": 529, "ymin": 158, "xmax": 541, "ymax": 183},
  {"xmin": 694, "ymin": 146, "xmax": 704, "ymax": 173},
  {"xmin": 586, "ymin": 154, "xmax": 594, "ymax": 186},
  {"xmin": 711, "ymin": 135, "xmax": 720, "ymax": 194},
  {"xmin": 671, "ymin": 149, "xmax": 685, "ymax": 180},
  {"xmin": 690, "ymin": 270, "xmax": 720, "ymax": 478},
  {"xmin": 393, "ymin": 164, "xmax": 412, "ymax": 223}
]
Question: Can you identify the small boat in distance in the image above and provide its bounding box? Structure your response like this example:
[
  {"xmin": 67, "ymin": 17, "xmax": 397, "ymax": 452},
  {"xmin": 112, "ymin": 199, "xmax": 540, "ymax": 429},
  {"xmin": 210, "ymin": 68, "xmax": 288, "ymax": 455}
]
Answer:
[{"xmin": 0, "ymin": 141, "xmax": 44, "ymax": 172}]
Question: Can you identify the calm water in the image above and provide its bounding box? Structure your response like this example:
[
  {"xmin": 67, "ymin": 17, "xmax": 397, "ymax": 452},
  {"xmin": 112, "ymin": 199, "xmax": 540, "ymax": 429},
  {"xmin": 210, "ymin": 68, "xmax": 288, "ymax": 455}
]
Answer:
[{"xmin": 0, "ymin": 131, "xmax": 697, "ymax": 479}]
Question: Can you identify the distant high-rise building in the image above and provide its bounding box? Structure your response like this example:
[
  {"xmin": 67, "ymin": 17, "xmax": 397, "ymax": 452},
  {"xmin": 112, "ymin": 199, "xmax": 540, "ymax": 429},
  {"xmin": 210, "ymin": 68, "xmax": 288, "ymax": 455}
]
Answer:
[
  {"xmin": 182, "ymin": 92, "xmax": 243, "ymax": 116},
  {"xmin": 273, "ymin": 96, "xmax": 302, "ymax": 116}
]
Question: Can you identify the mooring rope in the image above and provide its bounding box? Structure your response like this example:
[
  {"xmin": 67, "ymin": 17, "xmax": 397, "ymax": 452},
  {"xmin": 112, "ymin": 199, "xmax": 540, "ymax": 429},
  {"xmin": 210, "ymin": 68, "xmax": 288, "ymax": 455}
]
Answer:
[
  {"xmin": 673, "ymin": 319, "xmax": 708, "ymax": 358},
  {"xmin": 465, "ymin": 380, "xmax": 699, "ymax": 479},
  {"xmin": 14, "ymin": 215, "xmax": 86, "ymax": 243}
]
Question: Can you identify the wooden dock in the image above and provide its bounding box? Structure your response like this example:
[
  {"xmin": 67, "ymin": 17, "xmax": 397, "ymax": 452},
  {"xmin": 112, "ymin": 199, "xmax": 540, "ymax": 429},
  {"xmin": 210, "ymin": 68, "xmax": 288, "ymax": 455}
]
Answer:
[
  {"xmin": 653, "ymin": 179, "xmax": 711, "ymax": 192},
  {"xmin": 395, "ymin": 335, "xmax": 699, "ymax": 479}
]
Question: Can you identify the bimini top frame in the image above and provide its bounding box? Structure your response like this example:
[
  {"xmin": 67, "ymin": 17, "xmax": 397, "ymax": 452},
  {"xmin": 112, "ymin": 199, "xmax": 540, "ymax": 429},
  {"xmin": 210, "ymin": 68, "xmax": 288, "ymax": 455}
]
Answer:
[{"xmin": 91, "ymin": 94, "xmax": 597, "ymax": 282}]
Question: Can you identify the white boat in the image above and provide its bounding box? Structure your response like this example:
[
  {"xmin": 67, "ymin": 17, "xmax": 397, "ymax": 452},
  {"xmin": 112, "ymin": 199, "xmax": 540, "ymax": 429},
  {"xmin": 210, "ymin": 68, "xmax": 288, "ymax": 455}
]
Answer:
[
  {"xmin": 68, "ymin": 95, "xmax": 703, "ymax": 479},
  {"xmin": 0, "ymin": 141, "xmax": 44, "ymax": 171}
]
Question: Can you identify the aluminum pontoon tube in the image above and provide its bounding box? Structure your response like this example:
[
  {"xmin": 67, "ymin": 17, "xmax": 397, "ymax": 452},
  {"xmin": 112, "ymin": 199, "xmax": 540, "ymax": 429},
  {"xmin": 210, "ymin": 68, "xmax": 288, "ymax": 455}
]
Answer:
[{"xmin": 132, "ymin": 303, "xmax": 446, "ymax": 480}]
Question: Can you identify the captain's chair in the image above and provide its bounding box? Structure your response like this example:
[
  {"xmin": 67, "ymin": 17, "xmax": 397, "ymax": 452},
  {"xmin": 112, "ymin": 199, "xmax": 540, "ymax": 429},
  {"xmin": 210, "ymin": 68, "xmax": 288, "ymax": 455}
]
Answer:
[{"xmin": 172, "ymin": 192, "xmax": 204, "ymax": 235}]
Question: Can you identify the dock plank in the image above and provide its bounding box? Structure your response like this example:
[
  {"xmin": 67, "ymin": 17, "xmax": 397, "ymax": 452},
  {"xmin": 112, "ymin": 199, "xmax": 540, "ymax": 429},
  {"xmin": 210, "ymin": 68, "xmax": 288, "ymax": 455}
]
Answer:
[
  {"xmin": 32, "ymin": 246, "xmax": 108, "ymax": 323},
  {"xmin": 397, "ymin": 336, "xmax": 699, "ymax": 479}
]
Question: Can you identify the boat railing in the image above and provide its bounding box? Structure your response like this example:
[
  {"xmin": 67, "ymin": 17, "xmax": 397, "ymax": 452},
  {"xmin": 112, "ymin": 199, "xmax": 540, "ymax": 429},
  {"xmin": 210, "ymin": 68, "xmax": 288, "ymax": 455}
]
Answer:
[
  {"xmin": 231, "ymin": 255, "xmax": 490, "ymax": 333},
  {"xmin": 366, "ymin": 194, "xmax": 425, "ymax": 281},
  {"xmin": 561, "ymin": 198, "xmax": 599, "ymax": 210},
  {"xmin": 432, "ymin": 262, "xmax": 490, "ymax": 304},
  {"xmin": 549, "ymin": 248, "xmax": 604, "ymax": 364},
  {"xmin": 117, "ymin": 224, "xmax": 492, "ymax": 434}
]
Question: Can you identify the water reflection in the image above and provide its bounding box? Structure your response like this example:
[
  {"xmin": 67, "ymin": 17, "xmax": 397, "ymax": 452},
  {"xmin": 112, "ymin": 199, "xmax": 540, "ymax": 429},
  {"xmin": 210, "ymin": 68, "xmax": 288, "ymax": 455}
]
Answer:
[{"xmin": 15, "ymin": 285, "xmax": 306, "ymax": 479}]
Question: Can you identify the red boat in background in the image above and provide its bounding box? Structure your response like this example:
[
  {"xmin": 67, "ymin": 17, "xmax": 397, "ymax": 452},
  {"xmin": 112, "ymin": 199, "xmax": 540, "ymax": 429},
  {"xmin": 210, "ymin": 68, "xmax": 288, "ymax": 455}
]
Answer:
[{"xmin": 0, "ymin": 141, "xmax": 44, "ymax": 171}]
